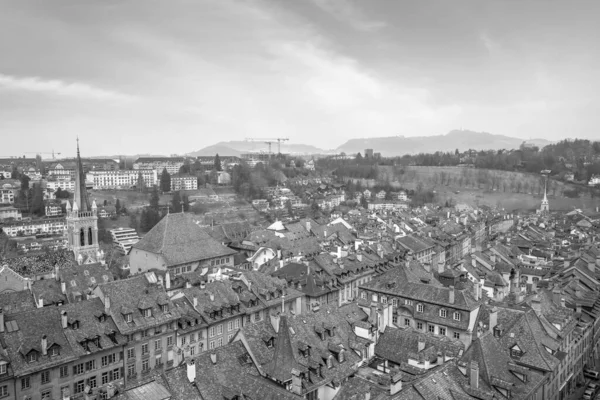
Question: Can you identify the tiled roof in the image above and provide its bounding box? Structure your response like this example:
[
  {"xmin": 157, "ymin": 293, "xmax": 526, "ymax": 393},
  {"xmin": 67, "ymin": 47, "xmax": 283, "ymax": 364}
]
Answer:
[
  {"xmin": 272, "ymin": 263, "xmax": 340, "ymax": 298},
  {"xmin": 3, "ymin": 306, "xmax": 78, "ymax": 376},
  {"xmin": 0, "ymin": 289, "xmax": 36, "ymax": 315},
  {"xmin": 98, "ymin": 273, "xmax": 182, "ymax": 335},
  {"xmin": 132, "ymin": 213, "xmax": 236, "ymax": 267}
]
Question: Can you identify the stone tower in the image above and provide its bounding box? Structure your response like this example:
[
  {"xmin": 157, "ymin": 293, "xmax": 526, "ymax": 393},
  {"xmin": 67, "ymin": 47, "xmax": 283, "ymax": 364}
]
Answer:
[
  {"xmin": 66, "ymin": 140, "xmax": 100, "ymax": 264},
  {"xmin": 540, "ymin": 178, "xmax": 550, "ymax": 215}
]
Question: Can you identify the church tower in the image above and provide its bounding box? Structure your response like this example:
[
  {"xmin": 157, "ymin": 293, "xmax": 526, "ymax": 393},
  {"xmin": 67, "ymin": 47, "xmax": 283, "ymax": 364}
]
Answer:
[
  {"xmin": 66, "ymin": 140, "xmax": 101, "ymax": 264},
  {"xmin": 540, "ymin": 178, "xmax": 550, "ymax": 215}
]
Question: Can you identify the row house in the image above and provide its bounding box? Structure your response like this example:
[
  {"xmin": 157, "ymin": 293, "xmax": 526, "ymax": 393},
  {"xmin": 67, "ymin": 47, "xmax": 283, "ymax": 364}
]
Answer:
[
  {"xmin": 170, "ymin": 174, "xmax": 197, "ymax": 191},
  {"xmin": 360, "ymin": 265, "xmax": 482, "ymax": 348},
  {"xmin": 45, "ymin": 178, "xmax": 76, "ymax": 193},
  {"xmin": 396, "ymin": 234, "xmax": 435, "ymax": 264},
  {"xmin": 86, "ymin": 169, "xmax": 157, "ymax": 190},
  {"xmin": 0, "ymin": 181, "xmax": 19, "ymax": 204},
  {"xmin": 0, "ymin": 207, "xmax": 21, "ymax": 221},
  {"xmin": 93, "ymin": 274, "xmax": 184, "ymax": 387},
  {"xmin": 1, "ymin": 218, "xmax": 66, "ymax": 237}
]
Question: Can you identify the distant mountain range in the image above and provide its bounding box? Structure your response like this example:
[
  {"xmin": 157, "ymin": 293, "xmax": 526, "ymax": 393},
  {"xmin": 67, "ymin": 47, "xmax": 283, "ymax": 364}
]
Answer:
[
  {"xmin": 335, "ymin": 130, "xmax": 553, "ymax": 157},
  {"xmin": 188, "ymin": 131, "xmax": 553, "ymax": 157}
]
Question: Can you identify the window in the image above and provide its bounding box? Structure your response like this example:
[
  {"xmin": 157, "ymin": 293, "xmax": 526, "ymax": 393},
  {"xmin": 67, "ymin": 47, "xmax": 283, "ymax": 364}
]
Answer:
[
  {"xmin": 453, "ymin": 312, "xmax": 461, "ymax": 321},
  {"xmin": 209, "ymin": 341, "xmax": 215, "ymax": 350},
  {"xmin": 439, "ymin": 327, "xmax": 447, "ymax": 336},
  {"xmin": 41, "ymin": 370, "xmax": 50, "ymax": 385},
  {"xmin": 392, "ymin": 315, "xmax": 398, "ymax": 324},
  {"xmin": 60, "ymin": 365, "xmax": 68, "ymax": 378},
  {"xmin": 235, "ymin": 319, "xmax": 240, "ymax": 329},
  {"xmin": 73, "ymin": 363, "xmax": 84, "ymax": 375},
  {"xmin": 181, "ymin": 335, "xmax": 187, "ymax": 345},
  {"xmin": 102, "ymin": 372, "xmax": 109, "ymax": 385},
  {"xmin": 60, "ymin": 386, "xmax": 69, "ymax": 399},
  {"xmin": 360, "ymin": 292, "xmax": 366, "ymax": 300},
  {"xmin": 41, "ymin": 389, "xmax": 52, "ymax": 399},
  {"xmin": 428, "ymin": 325, "xmax": 435, "ymax": 333},
  {"xmin": 228, "ymin": 321, "xmax": 234, "ymax": 331},
  {"xmin": 127, "ymin": 364, "xmax": 136, "ymax": 378},
  {"xmin": 416, "ymin": 304, "xmax": 423, "ymax": 313},
  {"xmin": 156, "ymin": 354, "xmax": 163, "ymax": 366},
  {"xmin": 381, "ymin": 296, "xmax": 387, "ymax": 304},
  {"xmin": 416, "ymin": 322, "xmax": 423, "ymax": 330},
  {"xmin": 27, "ymin": 352, "xmax": 37, "ymax": 363},
  {"xmin": 125, "ymin": 313, "xmax": 132, "ymax": 323},
  {"xmin": 85, "ymin": 360, "xmax": 96, "ymax": 371},
  {"xmin": 440, "ymin": 309, "xmax": 447, "ymax": 318},
  {"xmin": 143, "ymin": 308, "xmax": 152, "ymax": 318},
  {"xmin": 75, "ymin": 380, "xmax": 85, "ymax": 394},
  {"xmin": 392, "ymin": 298, "xmax": 398, "ymax": 307},
  {"xmin": 167, "ymin": 336, "xmax": 174, "ymax": 347},
  {"xmin": 371, "ymin": 294, "xmax": 378, "ymax": 302},
  {"xmin": 453, "ymin": 332, "xmax": 460, "ymax": 339},
  {"xmin": 112, "ymin": 368, "xmax": 120, "ymax": 381},
  {"xmin": 404, "ymin": 318, "xmax": 410, "ymax": 327},
  {"xmin": 49, "ymin": 346, "xmax": 60, "ymax": 356},
  {"xmin": 155, "ymin": 339, "xmax": 162, "ymax": 350},
  {"xmin": 88, "ymin": 376, "xmax": 97, "ymax": 389},
  {"xmin": 142, "ymin": 360, "xmax": 149, "ymax": 372},
  {"xmin": 228, "ymin": 334, "xmax": 234, "ymax": 342},
  {"xmin": 21, "ymin": 377, "xmax": 30, "ymax": 390},
  {"xmin": 0, "ymin": 386, "xmax": 8, "ymax": 398},
  {"xmin": 254, "ymin": 312, "xmax": 261, "ymax": 322},
  {"xmin": 405, "ymin": 299, "xmax": 413, "ymax": 306},
  {"xmin": 190, "ymin": 346, "xmax": 196, "ymax": 356},
  {"xmin": 209, "ymin": 327, "xmax": 216, "ymax": 338},
  {"xmin": 141, "ymin": 330, "xmax": 148, "ymax": 339},
  {"xmin": 142, "ymin": 343, "xmax": 149, "ymax": 355},
  {"xmin": 217, "ymin": 338, "xmax": 223, "ymax": 347},
  {"xmin": 0, "ymin": 364, "xmax": 5, "ymax": 375}
]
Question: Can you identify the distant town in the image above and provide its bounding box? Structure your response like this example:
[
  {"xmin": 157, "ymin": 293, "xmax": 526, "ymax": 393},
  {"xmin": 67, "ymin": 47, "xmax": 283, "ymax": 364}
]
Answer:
[{"xmin": 1, "ymin": 138, "xmax": 600, "ymax": 400}]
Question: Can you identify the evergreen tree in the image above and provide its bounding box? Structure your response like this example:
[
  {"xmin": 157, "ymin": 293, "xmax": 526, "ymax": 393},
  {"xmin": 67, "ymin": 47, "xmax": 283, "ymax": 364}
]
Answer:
[
  {"xmin": 115, "ymin": 199, "xmax": 121, "ymax": 214},
  {"xmin": 286, "ymin": 199, "xmax": 294, "ymax": 218},
  {"xmin": 150, "ymin": 186, "xmax": 160, "ymax": 210},
  {"xmin": 137, "ymin": 172, "xmax": 146, "ymax": 192},
  {"xmin": 129, "ymin": 213, "xmax": 138, "ymax": 230},
  {"xmin": 182, "ymin": 194, "xmax": 190, "ymax": 212},
  {"xmin": 20, "ymin": 175, "xmax": 30, "ymax": 191},
  {"xmin": 103, "ymin": 199, "xmax": 108, "ymax": 206},
  {"xmin": 214, "ymin": 154, "xmax": 222, "ymax": 171},
  {"xmin": 30, "ymin": 184, "xmax": 44, "ymax": 216},
  {"xmin": 356, "ymin": 152, "xmax": 363, "ymax": 161},
  {"xmin": 171, "ymin": 191, "xmax": 182, "ymax": 213},
  {"xmin": 159, "ymin": 168, "xmax": 171, "ymax": 192}
]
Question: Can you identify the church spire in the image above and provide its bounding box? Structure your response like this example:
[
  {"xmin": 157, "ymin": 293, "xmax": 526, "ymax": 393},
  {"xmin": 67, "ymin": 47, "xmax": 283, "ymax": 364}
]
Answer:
[{"xmin": 73, "ymin": 138, "xmax": 90, "ymax": 212}]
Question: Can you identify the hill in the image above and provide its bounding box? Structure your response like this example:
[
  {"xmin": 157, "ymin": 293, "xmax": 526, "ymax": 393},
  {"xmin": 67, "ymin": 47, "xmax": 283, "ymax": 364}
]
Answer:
[
  {"xmin": 187, "ymin": 141, "xmax": 325, "ymax": 157},
  {"xmin": 336, "ymin": 130, "xmax": 552, "ymax": 156}
]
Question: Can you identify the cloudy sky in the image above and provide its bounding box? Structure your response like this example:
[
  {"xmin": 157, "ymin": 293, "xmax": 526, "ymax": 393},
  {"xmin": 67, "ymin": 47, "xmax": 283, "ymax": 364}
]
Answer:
[{"xmin": 1, "ymin": 0, "xmax": 599, "ymax": 156}]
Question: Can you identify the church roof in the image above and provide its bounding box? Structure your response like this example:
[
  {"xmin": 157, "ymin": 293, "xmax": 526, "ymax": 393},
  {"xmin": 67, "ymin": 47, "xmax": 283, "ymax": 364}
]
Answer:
[{"xmin": 72, "ymin": 140, "xmax": 90, "ymax": 212}]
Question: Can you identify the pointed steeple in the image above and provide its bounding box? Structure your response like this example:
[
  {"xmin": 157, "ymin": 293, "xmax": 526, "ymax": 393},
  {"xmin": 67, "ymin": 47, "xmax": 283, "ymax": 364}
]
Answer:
[
  {"xmin": 543, "ymin": 179, "xmax": 548, "ymax": 202},
  {"xmin": 73, "ymin": 138, "xmax": 90, "ymax": 212}
]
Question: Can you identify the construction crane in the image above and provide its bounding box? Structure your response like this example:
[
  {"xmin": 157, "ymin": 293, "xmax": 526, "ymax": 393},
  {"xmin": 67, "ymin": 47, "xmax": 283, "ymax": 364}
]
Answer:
[
  {"xmin": 245, "ymin": 138, "xmax": 289, "ymax": 155},
  {"xmin": 25, "ymin": 150, "xmax": 62, "ymax": 159}
]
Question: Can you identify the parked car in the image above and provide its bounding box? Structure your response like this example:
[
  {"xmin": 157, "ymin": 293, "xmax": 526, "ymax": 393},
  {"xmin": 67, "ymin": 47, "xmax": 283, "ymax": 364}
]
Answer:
[{"xmin": 584, "ymin": 369, "xmax": 600, "ymax": 380}]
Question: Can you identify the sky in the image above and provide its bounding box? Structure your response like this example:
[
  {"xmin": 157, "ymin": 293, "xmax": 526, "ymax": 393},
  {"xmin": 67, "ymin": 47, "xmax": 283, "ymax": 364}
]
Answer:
[{"xmin": 1, "ymin": 0, "xmax": 599, "ymax": 157}]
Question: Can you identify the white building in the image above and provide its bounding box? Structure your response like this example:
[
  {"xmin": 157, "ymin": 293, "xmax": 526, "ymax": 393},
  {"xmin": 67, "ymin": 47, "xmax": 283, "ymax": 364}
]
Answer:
[
  {"xmin": 133, "ymin": 157, "xmax": 185, "ymax": 175},
  {"xmin": 1, "ymin": 218, "xmax": 66, "ymax": 237},
  {"xmin": 109, "ymin": 227, "xmax": 140, "ymax": 255},
  {"xmin": 45, "ymin": 203, "xmax": 63, "ymax": 217},
  {"xmin": 45, "ymin": 178, "xmax": 76, "ymax": 192},
  {"xmin": 589, "ymin": 175, "xmax": 600, "ymax": 186},
  {"xmin": 0, "ymin": 182, "xmax": 19, "ymax": 204},
  {"xmin": 171, "ymin": 174, "xmax": 198, "ymax": 191},
  {"xmin": 0, "ymin": 170, "xmax": 12, "ymax": 179},
  {"xmin": 0, "ymin": 206, "xmax": 22, "ymax": 221},
  {"xmin": 87, "ymin": 169, "xmax": 157, "ymax": 190}
]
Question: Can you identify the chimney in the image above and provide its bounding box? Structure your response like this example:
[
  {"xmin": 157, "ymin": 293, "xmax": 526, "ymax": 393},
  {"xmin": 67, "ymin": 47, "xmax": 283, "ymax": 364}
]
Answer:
[
  {"xmin": 61, "ymin": 281, "xmax": 66, "ymax": 294},
  {"xmin": 470, "ymin": 361, "xmax": 479, "ymax": 389},
  {"xmin": 186, "ymin": 359, "xmax": 196, "ymax": 383},
  {"xmin": 193, "ymin": 296, "xmax": 198, "ymax": 308},
  {"xmin": 279, "ymin": 260, "xmax": 284, "ymax": 270},
  {"xmin": 61, "ymin": 310, "xmax": 68, "ymax": 329},
  {"xmin": 0, "ymin": 308, "xmax": 3, "ymax": 333},
  {"xmin": 365, "ymin": 392, "xmax": 371, "ymax": 400},
  {"xmin": 185, "ymin": 280, "xmax": 192, "ymax": 289},
  {"xmin": 552, "ymin": 287, "xmax": 562, "ymax": 307},
  {"xmin": 337, "ymin": 246, "xmax": 342, "ymax": 259},
  {"xmin": 423, "ymin": 262, "xmax": 431, "ymax": 273},
  {"xmin": 165, "ymin": 271, "xmax": 171, "ymax": 290},
  {"xmin": 576, "ymin": 303, "xmax": 582, "ymax": 314},
  {"xmin": 564, "ymin": 259, "xmax": 570, "ymax": 268},
  {"xmin": 305, "ymin": 221, "xmax": 311, "ymax": 232},
  {"xmin": 449, "ymin": 286, "xmax": 455, "ymax": 304},
  {"xmin": 41, "ymin": 334, "xmax": 48, "ymax": 355},
  {"xmin": 490, "ymin": 254, "xmax": 496, "ymax": 263},
  {"xmin": 418, "ymin": 338, "xmax": 425, "ymax": 352},
  {"xmin": 447, "ymin": 211, "xmax": 450, "ymax": 219},
  {"xmin": 277, "ymin": 248, "xmax": 282, "ymax": 260},
  {"xmin": 437, "ymin": 351, "xmax": 443, "ymax": 365},
  {"xmin": 105, "ymin": 295, "xmax": 111, "ymax": 313},
  {"xmin": 357, "ymin": 253, "xmax": 363, "ymax": 262},
  {"xmin": 209, "ymin": 292, "xmax": 215, "ymax": 301},
  {"xmin": 390, "ymin": 372, "xmax": 403, "ymax": 395},
  {"xmin": 55, "ymin": 264, "xmax": 60, "ymax": 281},
  {"xmin": 291, "ymin": 369, "xmax": 303, "ymax": 395},
  {"xmin": 37, "ymin": 297, "xmax": 44, "ymax": 308},
  {"xmin": 270, "ymin": 313, "xmax": 281, "ymax": 333}
]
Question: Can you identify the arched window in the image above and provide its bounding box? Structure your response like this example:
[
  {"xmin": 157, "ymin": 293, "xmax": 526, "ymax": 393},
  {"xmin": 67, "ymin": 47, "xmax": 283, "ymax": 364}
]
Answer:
[
  {"xmin": 80, "ymin": 228, "xmax": 85, "ymax": 246},
  {"xmin": 88, "ymin": 227, "xmax": 93, "ymax": 245}
]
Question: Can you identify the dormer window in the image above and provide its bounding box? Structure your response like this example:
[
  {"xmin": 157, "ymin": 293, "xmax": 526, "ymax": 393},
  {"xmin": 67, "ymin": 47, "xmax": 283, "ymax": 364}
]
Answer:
[
  {"xmin": 416, "ymin": 304, "xmax": 424, "ymax": 313},
  {"xmin": 453, "ymin": 312, "xmax": 461, "ymax": 321},
  {"xmin": 510, "ymin": 345, "xmax": 523, "ymax": 358},
  {"xmin": 161, "ymin": 304, "xmax": 168, "ymax": 313},
  {"xmin": 440, "ymin": 309, "xmax": 447, "ymax": 318},
  {"xmin": 143, "ymin": 308, "xmax": 152, "ymax": 318},
  {"xmin": 125, "ymin": 313, "xmax": 132, "ymax": 323},
  {"xmin": 71, "ymin": 320, "xmax": 80, "ymax": 330},
  {"xmin": 27, "ymin": 351, "xmax": 38, "ymax": 363},
  {"xmin": 338, "ymin": 349, "xmax": 345, "ymax": 363},
  {"xmin": 381, "ymin": 297, "xmax": 388, "ymax": 304},
  {"xmin": 327, "ymin": 355, "xmax": 333, "ymax": 369},
  {"xmin": 49, "ymin": 345, "xmax": 60, "ymax": 356},
  {"xmin": 0, "ymin": 362, "xmax": 6, "ymax": 375}
]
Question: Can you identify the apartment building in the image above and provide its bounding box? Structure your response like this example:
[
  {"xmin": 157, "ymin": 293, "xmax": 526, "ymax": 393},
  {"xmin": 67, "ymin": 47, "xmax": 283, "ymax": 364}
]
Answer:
[
  {"xmin": 109, "ymin": 227, "xmax": 140, "ymax": 255},
  {"xmin": 170, "ymin": 174, "xmax": 198, "ymax": 191},
  {"xmin": 87, "ymin": 170, "xmax": 157, "ymax": 190},
  {"xmin": 1, "ymin": 218, "xmax": 66, "ymax": 237},
  {"xmin": 133, "ymin": 157, "xmax": 185, "ymax": 175}
]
